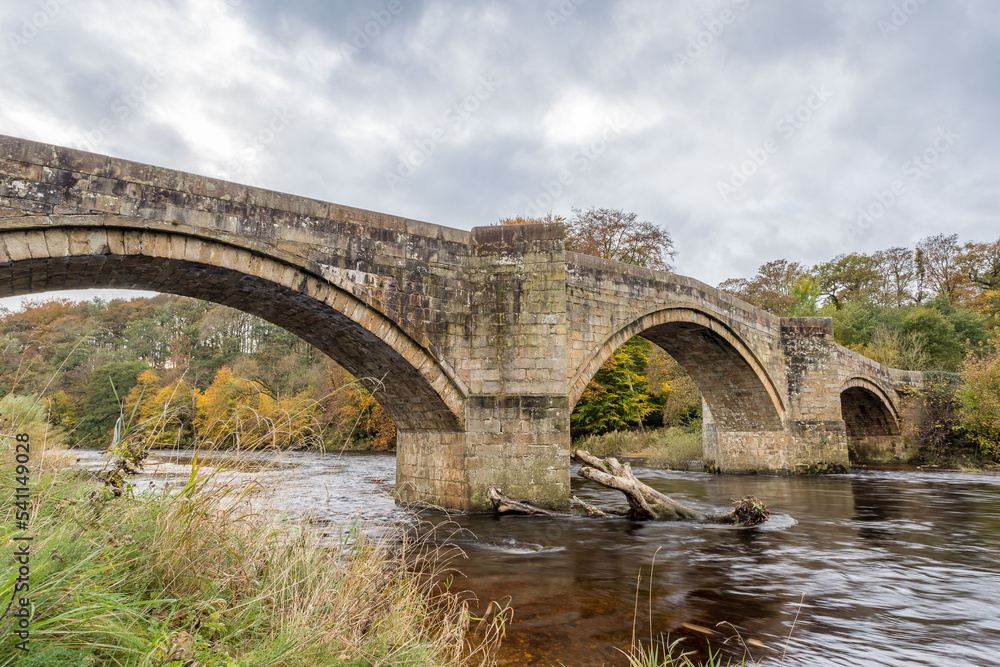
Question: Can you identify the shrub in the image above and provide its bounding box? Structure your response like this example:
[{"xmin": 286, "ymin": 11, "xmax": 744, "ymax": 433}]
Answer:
[
  {"xmin": 956, "ymin": 341, "xmax": 1000, "ymax": 459},
  {"xmin": 0, "ymin": 460, "xmax": 504, "ymax": 665},
  {"xmin": 573, "ymin": 427, "xmax": 703, "ymax": 470},
  {"xmin": 901, "ymin": 373, "xmax": 979, "ymax": 463}
]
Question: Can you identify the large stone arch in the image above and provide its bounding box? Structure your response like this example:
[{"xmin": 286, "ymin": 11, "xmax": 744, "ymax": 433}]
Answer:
[
  {"xmin": 568, "ymin": 307, "xmax": 785, "ymax": 431},
  {"xmin": 0, "ymin": 224, "xmax": 465, "ymax": 432}
]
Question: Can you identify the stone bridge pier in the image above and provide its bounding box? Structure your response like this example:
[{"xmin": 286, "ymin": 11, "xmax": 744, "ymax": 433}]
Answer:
[
  {"xmin": 396, "ymin": 224, "xmax": 573, "ymax": 512},
  {"xmin": 0, "ymin": 135, "xmax": 922, "ymax": 512}
]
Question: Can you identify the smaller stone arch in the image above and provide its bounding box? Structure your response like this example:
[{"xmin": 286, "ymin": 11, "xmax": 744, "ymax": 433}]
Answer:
[
  {"xmin": 840, "ymin": 377, "xmax": 901, "ymax": 430},
  {"xmin": 840, "ymin": 378, "xmax": 902, "ymax": 461}
]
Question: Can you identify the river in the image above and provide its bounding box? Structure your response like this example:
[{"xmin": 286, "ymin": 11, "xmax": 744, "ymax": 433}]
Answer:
[{"xmin": 74, "ymin": 449, "xmax": 1000, "ymax": 666}]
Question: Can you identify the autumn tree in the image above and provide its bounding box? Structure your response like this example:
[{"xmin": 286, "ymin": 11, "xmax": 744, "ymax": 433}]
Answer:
[
  {"xmin": 956, "ymin": 340, "xmax": 1000, "ymax": 459},
  {"xmin": 813, "ymin": 253, "xmax": 878, "ymax": 310},
  {"xmin": 194, "ymin": 366, "xmax": 324, "ymax": 450},
  {"xmin": 870, "ymin": 246, "xmax": 917, "ymax": 307},
  {"xmin": 497, "ymin": 212, "xmax": 565, "ymax": 226},
  {"xmin": 645, "ymin": 346, "xmax": 702, "ymax": 427},
  {"xmin": 497, "ymin": 208, "xmax": 675, "ymax": 271},
  {"xmin": 959, "ymin": 238, "xmax": 1000, "ymax": 328},
  {"xmin": 916, "ymin": 233, "xmax": 967, "ymax": 303},
  {"xmin": 718, "ymin": 259, "xmax": 807, "ymax": 316},
  {"xmin": 125, "ymin": 370, "xmax": 201, "ymax": 447},
  {"xmin": 566, "ymin": 207, "xmax": 675, "ymax": 270}
]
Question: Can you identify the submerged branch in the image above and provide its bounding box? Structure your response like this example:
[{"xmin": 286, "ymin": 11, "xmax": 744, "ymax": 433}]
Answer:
[
  {"xmin": 571, "ymin": 495, "xmax": 620, "ymax": 518},
  {"xmin": 488, "ymin": 488, "xmax": 571, "ymax": 516}
]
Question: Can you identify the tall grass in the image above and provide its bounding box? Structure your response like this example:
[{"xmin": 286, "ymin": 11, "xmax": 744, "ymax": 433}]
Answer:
[
  {"xmin": 623, "ymin": 638, "xmax": 759, "ymax": 667},
  {"xmin": 574, "ymin": 427, "xmax": 703, "ymax": 470},
  {"xmin": 621, "ymin": 555, "xmax": 765, "ymax": 667},
  {"xmin": 0, "ymin": 431, "xmax": 503, "ymax": 665}
]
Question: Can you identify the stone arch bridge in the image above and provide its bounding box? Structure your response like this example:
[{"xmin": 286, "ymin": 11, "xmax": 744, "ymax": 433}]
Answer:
[{"xmin": 0, "ymin": 135, "xmax": 922, "ymax": 511}]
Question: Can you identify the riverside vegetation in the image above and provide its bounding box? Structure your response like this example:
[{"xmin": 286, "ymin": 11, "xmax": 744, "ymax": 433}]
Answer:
[
  {"xmin": 0, "ymin": 384, "xmax": 750, "ymax": 666},
  {"xmin": 0, "ymin": 392, "xmax": 509, "ymax": 666}
]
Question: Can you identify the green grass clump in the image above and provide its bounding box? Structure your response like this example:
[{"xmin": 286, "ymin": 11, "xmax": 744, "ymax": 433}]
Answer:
[{"xmin": 623, "ymin": 637, "xmax": 757, "ymax": 667}]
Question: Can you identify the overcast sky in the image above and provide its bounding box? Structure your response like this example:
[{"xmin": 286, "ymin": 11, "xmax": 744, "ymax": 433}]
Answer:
[{"xmin": 1, "ymin": 0, "xmax": 997, "ymax": 309}]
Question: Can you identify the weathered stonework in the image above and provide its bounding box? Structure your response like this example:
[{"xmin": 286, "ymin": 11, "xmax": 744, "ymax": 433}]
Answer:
[{"xmin": 0, "ymin": 135, "xmax": 922, "ymax": 510}]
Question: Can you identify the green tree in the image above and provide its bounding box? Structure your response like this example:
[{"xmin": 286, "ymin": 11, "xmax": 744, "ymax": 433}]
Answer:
[
  {"xmin": 572, "ymin": 337, "xmax": 656, "ymax": 434},
  {"xmin": 76, "ymin": 360, "xmax": 148, "ymax": 444},
  {"xmin": 789, "ymin": 274, "xmax": 822, "ymax": 316},
  {"xmin": 813, "ymin": 253, "xmax": 878, "ymax": 310},
  {"xmin": 833, "ymin": 297, "xmax": 987, "ymax": 371}
]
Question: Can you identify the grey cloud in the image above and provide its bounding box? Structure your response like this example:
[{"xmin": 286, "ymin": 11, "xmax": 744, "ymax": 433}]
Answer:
[{"xmin": 0, "ymin": 0, "xmax": 996, "ymax": 299}]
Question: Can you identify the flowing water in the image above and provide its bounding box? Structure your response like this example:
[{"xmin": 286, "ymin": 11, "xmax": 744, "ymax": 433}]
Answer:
[{"xmin": 74, "ymin": 449, "xmax": 1000, "ymax": 666}]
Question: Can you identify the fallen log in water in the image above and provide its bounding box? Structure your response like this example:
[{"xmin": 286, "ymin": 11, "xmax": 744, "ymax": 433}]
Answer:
[
  {"xmin": 488, "ymin": 451, "xmax": 771, "ymax": 525},
  {"xmin": 571, "ymin": 449, "xmax": 770, "ymax": 525}
]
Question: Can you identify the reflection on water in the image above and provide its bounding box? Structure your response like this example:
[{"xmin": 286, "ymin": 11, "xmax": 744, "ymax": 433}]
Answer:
[{"xmin": 72, "ymin": 449, "xmax": 1000, "ymax": 666}]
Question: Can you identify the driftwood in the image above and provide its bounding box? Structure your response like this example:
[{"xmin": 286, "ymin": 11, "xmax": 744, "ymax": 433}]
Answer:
[
  {"xmin": 488, "ymin": 451, "xmax": 770, "ymax": 526},
  {"xmin": 572, "ymin": 449, "xmax": 770, "ymax": 525},
  {"xmin": 572, "ymin": 495, "xmax": 619, "ymax": 518},
  {"xmin": 488, "ymin": 487, "xmax": 570, "ymax": 516}
]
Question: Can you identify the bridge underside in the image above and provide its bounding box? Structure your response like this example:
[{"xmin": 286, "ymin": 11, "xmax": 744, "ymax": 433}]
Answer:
[{"xmin": 0, "ymin": 245, "xmax": 462, "ymax": 433}]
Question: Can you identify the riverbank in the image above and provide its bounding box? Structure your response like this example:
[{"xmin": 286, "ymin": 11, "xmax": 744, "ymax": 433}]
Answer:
[
  {"xmin": 572, "ymin": 427, "xmax": 704, "ymax": 470},
  {"xmin": 1, "ymin": 444, "xmax": 502, "ymax": 666}
]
